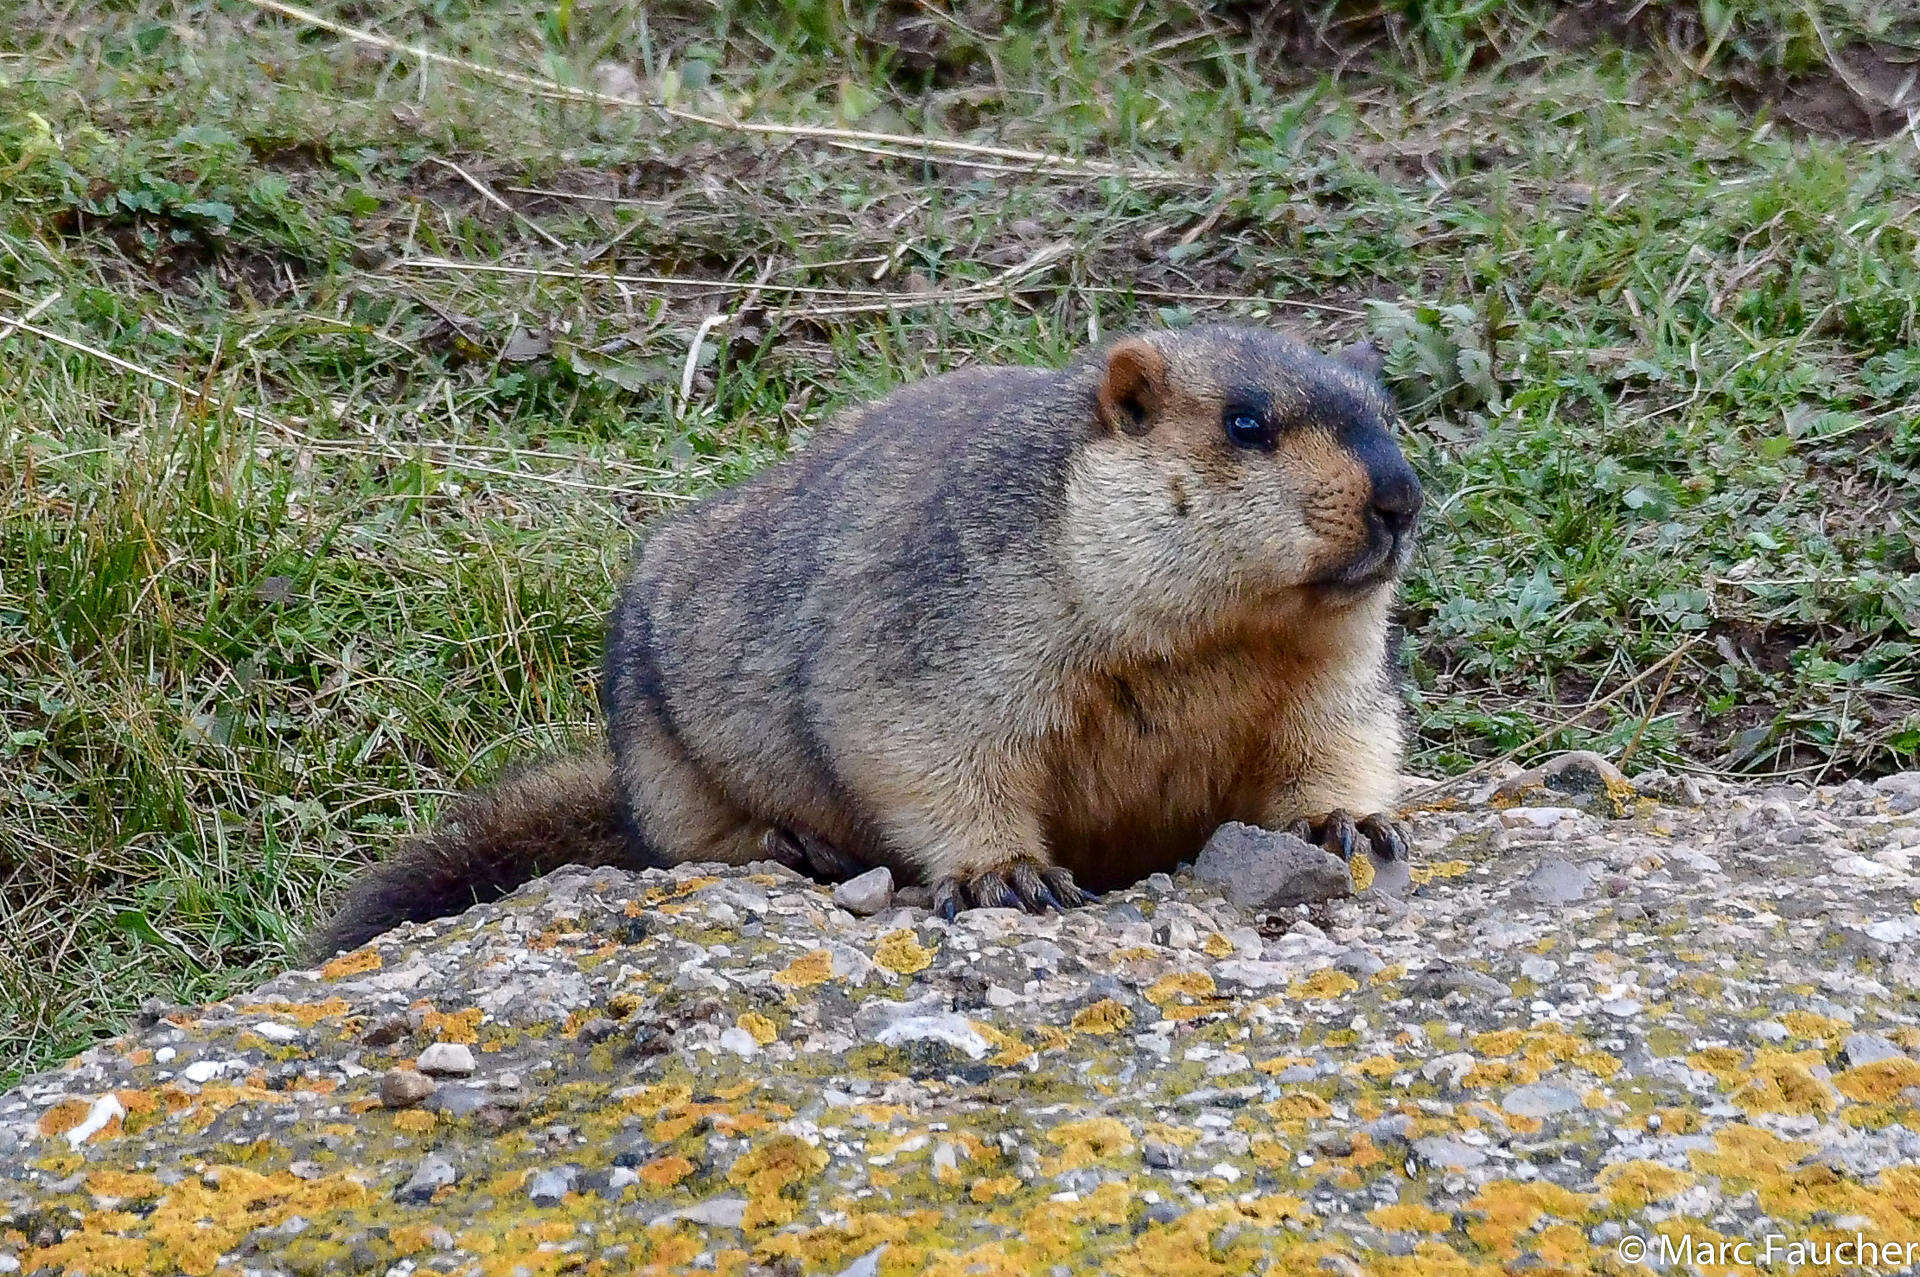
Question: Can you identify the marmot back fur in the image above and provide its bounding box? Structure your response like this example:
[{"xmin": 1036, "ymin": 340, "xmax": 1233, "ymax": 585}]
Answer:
[{"xmin": 307, "ymin": 325, "xmax": 1421, "ymax": 956}]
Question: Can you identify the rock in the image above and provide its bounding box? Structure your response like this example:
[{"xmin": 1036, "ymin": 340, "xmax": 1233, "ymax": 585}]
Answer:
[
  {"xmin": 591, "ymin": 61, "xmax": 643, "ymax": 100},
  {"xmin": 180, "ymin": 1060, "xmax": 226, "ymax": 1084},
  {"xmin": 1142, "ymin": 1140, "xmax": 1181, "ymax": 1169},
  {"xmin": 1842, "ymin": 1033, "xmax": 1905, "ymax": 1067},
  {"xmin": 1519, "ymin": 857, "xmax": 1595, "ymax": 905},
  {"xmin": 1873, "ymin": 771, "xmax": 1920, "ymax": 813},
  {"xmin": 651, "ymin": 1197, "xmax": 749, "ymax": 1229},
  {"xmin": 835, "ymin": 1245, "xmax": 888, "ymax": 1277},
  {"xmin": 250, "ymin": 1021, "xmax": 300, "ymax": 1044},
  {"xmin": 1412, "ymin": 1137, "xmax": 1488, "ymax": 1171},
  {"xmin": 873, "ymin": 1015, "xmax": 991, "ymax": 1061},
  {"xmin": 1193, "ymin": 822, "xmax": 1351, "ymax": 911},
  {"xmin": 397, "ymin": 1155, "xmax": 457, "ymax": 1203},
  {"xmin": 1492, "ymin": 751, "xmax": 1634, "ymax": 816},
  {"xmin": 380, "ymin": 1068, "xmax": 437, "ymax": 1109},
  {"xmin": 717, "ymin": 1027, "xmax": 760, "ymax": 1057},
  {"xmin": 526, "ymin": 1167, "xmax": 576, "ymax": 1206},
  {"xmin": 833, "ymin": 867, "xmax": 895, "ymax": 916},
  {"xmin": 416, "ymin": 1043, "xmax": 476, "ymax": 1077},
  {"xmin": 1502, "ymin": 1083, "xmax": 1582, "ymax": 1117}
]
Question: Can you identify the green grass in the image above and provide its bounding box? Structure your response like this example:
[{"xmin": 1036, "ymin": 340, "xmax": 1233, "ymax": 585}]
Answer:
[{"xmin": 2, "ymin": 0, "xmax": 1916, "ymax": 1084}]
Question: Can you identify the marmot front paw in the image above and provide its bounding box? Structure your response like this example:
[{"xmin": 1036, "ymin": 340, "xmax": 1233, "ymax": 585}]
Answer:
[
  {"xmin": 1287, "ymin": 810, "xmax": 1408, "ymax": 863},
  {"xmin": 931, "ymin": 859, "xmax": 1092, "ymax": 920},
  {"xmin": 763, "ymin": 827, "xmax": 868, "ymax": 882}
]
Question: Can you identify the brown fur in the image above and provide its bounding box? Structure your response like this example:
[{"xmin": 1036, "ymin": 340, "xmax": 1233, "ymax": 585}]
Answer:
[{"xmin": 309, "ymin": 325, "xmax": 1421, "ymax": 952}]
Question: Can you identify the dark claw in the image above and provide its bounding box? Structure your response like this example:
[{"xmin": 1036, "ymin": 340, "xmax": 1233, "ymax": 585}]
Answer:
[
  {"xmin": 1325, "ymin": 810, "xmax": 1359, "ymax": 861},
  {"xmin": 1008, "ymin": 861, "xmax": 1056, "ymax": 912},
  {"xmin": 932, "ymin": 878, "xmax": 962, "ymax": 922},
  {"xmin": 1357, "ymin": 814, "xmax": 1408, "ymax": 862},
  {"xmin": 762, "ymin": 828, "xmax": 807, "ymax": 870},
  {"xmin": 1040, "ymin": 865, "xmax": 1092, "ymax": 907},
  {"xmin": 970, "ymin": 871, "xmax": 1019, "ymax": 910}
]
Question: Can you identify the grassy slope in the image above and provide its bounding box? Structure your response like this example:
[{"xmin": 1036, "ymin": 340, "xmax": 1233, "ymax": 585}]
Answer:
[{"xmin": 1, "ymin": 0, "xmax": 1916, "ymax": 1082}]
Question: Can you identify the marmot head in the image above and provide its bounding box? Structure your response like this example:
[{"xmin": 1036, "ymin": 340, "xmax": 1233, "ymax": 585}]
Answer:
[{"xmin": 1065, "ymin": 325, "xmax": 1421, "ymax": 635}]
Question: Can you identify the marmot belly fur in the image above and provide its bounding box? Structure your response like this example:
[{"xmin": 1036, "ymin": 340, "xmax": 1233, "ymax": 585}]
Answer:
[{"xmin": 307, "ymin": 325, "xmax": 1422, "ymax": 956}]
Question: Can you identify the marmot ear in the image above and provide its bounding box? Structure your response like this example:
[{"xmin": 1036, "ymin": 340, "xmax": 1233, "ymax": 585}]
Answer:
[
  {"xmin": 1096, "ymin": 337, "xmax": 1166, "ymax": 437},
  {"xmin": 1334, "ymin": 340, "xmax": 1386, "ymax": 382}
]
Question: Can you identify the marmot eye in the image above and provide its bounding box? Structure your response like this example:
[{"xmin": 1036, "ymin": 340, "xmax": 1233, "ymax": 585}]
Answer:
[{"xmin": 1224, "ymin": 411, "xmax": 1271, "ymax": 449}]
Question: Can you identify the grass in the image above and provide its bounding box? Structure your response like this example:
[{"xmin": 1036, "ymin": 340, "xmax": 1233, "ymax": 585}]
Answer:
[{"xmin": 2, "ymin": 0, "xmax": 1916, "ymax": 1085}]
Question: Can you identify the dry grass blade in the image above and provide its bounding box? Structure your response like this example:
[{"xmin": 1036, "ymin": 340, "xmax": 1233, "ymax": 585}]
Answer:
[{"xmin": 238, "ymin": 0, "xmax": 1201, "ymax": 185}]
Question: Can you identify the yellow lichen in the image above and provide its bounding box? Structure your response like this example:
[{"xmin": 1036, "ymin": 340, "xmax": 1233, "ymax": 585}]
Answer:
[
  {"xmin": 1411, "ymin": 859, "xmax": 1470, "ymax": 884},
  {"xmin": 319, "ymin": 947, "xmax": 382, "ymax": 979},
  {"xmin": 1070, "ymin": 999, "xmax": 1133, "ymax": 1035},
  {"xmin": 1834, "ymin": 1057, "xmax": 1920, "ymax": 1102},
  {"xmin": 1368, "ymin": 1202, "xmax": 1452, "ymax": 1232},
  {"xmin": 1731, "ymin": 1052, "xmax": 1840, "ymax": 1116},
  {"xmin": 419, "ymin": 1006, "xmax": 483, "ymax": 1044},
  {"xmin": 1145, "ymin": 971, "xmax": 1215, "ymax": 1006},
  {"xmin": 728, "ymin": 1134, "xmax": 828, "ymax": 1229},
  {"xmin": 391, "ymin": 1109, "xmax": 436, "ymax": 1134},
  {"xmin": 874, "ymin": 930, "xmax": 934, "ymax": 975},
  {"xmin": 970, "ymin": 1175, "xmax": 1022, "ymax": 1203},
  {"xmin": 1201, "ymin": 931, "xmax": 1235, "ymax": 959},
  {"xmin": 1288, "ymin": 968, "xmax": 1358, "ymax": 1001},
  {"xmin": 772, "ymin": 948, "xmax": 834, "ymax": 988},
  {"xmin": 739, "ymin": 1012, "xmax": 778, "ymax": 1046},
  {"xmin": 1597, "ymin": 1160, "xmax": 1694, "ymax": 1207},
  {"xmin": 1040, "ymin": 1117, "xmax": 1134, "ymax": 1173},
  {"xmin": 639, "ymin": 1155, "xmax": 696, "ymax": 1189},
  {"xmin": 1464, "ymin": 1180, "xmax": 1595, "ymax": 1258}
]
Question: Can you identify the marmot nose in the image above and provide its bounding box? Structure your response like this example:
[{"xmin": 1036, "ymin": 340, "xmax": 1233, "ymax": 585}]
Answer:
[{"xmin": 1371, "ymin": 467, "xmax": 1423, "ymax": 537}]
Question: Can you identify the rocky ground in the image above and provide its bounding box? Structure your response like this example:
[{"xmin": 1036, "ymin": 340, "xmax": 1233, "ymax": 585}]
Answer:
[{"xmin": 5, "ymin": 763, "xmax": 1920, "ymax": 1277}]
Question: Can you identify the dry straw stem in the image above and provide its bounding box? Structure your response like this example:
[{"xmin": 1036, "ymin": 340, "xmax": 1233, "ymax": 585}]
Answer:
[
  {"xmin": 0, "ymin": 311, "xmax": 692, "ymax": 499},
  {"xmin": 1402, "ymin": 635, "xmax": 1709, "ymax": 804},
  {"xmin": 240, "ymin": 0, "xmax": 1206, "ymax": 186}
]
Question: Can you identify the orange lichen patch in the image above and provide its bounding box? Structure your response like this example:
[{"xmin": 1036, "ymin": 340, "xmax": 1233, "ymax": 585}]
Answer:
[
  {"xmin": 1040, "ymin": 1117, "xmax": 1135, "ymax": 1174},
  {"xmin": 1461, "ymin": 1059, "xmax": 1533, "ymax": 1090},
  {"xmin": 1411, "ymin": 859, "xmax": 1469, "ymax": 884},
  {"xmin": 1687, "ymin": 1046, "xmax": 1747, "ymax": 1082},
  {"xmin": 85, "ymin": 1170, "xmax": 163, "ymax": 1201},
  {"xmin": 874, "ymin": 930, "xmax": 935, "ymax": 975},
  {"xmin": 1201, "ymin": 932, "xmax": 1235, "ymax": 959},
  {"xmin": 1653, "ymin": 1106, "xmax": 1703, "ymax": 1134},
  {"xmin": 318, "ymin": 947, "xmax": 382, "ymax": 979},
  {"xmin": 1833, "ymin": 1057, "xmax": 1920, "ymax": 1102},
  {"xmin": 1346, "ymin": 1055, "xmax": 1401, "ymax": 1081},
  {"xmin": 1574, "ymin": 1051, "xmax": 1622, "ymax": 1079},
  {"xmin": 1369, "ymin": 1202, "xmax": 1452, "ymax": 1232},
  {"xmin": 1731, "ymin": 1051, "xmax": 1840, "ymax": 1116},
  {"xmin": 1255, "ymin": 1055, "xmax": 1314, "ymax": 1075},
  {"xmin": 772, "ymin": 948, "xmax": 835, "ymax": 988},
  {"xmin": 1070, "ymin": 999, "xmax": 1133, "ymax": 1035},
  {"xmin": 729, "ymin": 1134, "xmax": 829, "ymax": 1228},
  {"xmin": 392, "ymin": 1109, "xmax": 436, "ymax": 1134},
  {"xmin": 1288, "ymin": 968, "xmax": 1358, "ymax": 1001},
  {"xmin": 738, "ymin": 1012, "xmax": 779, "ymax": 1046},
  {"xmin": 1691, "ymin": 1124, "xmax": 1815, "ymax": 1180},
  {"xmin": 1033, "ymin": 1025, "xmax": 1072, "ymax": 1053},
  {"xmin": 1144, "ymin": 971, "xmax": 1215, "ymax": 1006},
  {"xmin": 1159, "ymin": 1000, "xmax": 1231, "ymax": 1022},
  {"xmin": 37, "ymin": 1098, "xmax": 92, "ymax": 1139},
  {"xmin": 1370, "ymin": 962, "xmax": 1408, "ymax": 985},
  {"xmin": 1265, "ymin": 1092, "xmax": 1333, "ymax": 1122},
  {"xmin": 238, "ymin": 998, "xmax": 351, "ymax": 1027},
  {"xmin": 419, "ymin": 1006, "xmax": 483, "ymax": 1043},
  {"xmin": 1756, "ymin": 1162, "xmax": 1874, "ymax": 1221},
  {"xmin": 1597, "ymin": 1160, "xmax": 1694, "ymax": 1207},
  {"xmin": 969, "ymin": 1021, "xmax": 1033, "ymax": 1068},
  {"xmin": 1464, "ymin": 1180, "xmax": 1596, "ymax": 1258},
  {"xmin": 638, "ymin": 1155, "xmax": 697, "ymax": 1190},
  {"xmin": 1780, "ymin": 1010, "xmax": 1847, "ymax": 1041},
  {"xmin": 1471, "ymin": 1029, "xmax": 1525, "ymax": 1056},
  {"xmin": 27, "ymin": 1165, "xmax": 369, "ymax": 1277}
]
